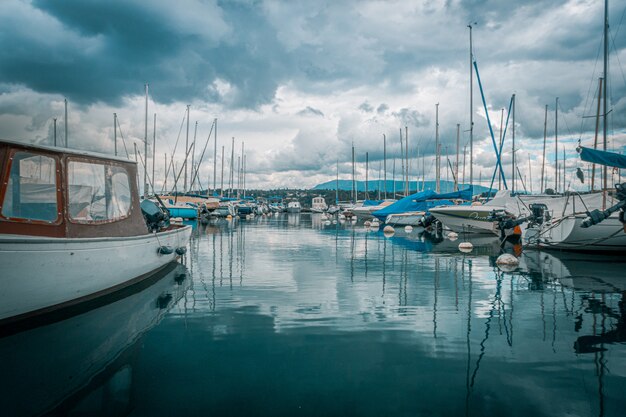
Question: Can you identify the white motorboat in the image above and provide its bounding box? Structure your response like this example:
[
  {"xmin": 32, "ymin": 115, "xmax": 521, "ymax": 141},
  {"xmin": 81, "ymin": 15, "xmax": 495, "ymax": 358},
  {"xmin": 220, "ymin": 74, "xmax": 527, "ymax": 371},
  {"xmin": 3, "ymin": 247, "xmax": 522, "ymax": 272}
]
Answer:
[
  {"xmin": 311, "ymin": 196, "xmax": 328, "ymax": 213},
  {"xmin": 385, "ymin": 211, "xmax": 426, "ymax": 227},
  {"xmin": 0, "ymin": 139, "xmax": 192, "ymax": 326},
  {"xmin": 429, "ymin": 191, "xmax": 576, "ymax": 235},
  {"xmin": 352, "ymin": 200, "xmax": 395, "ymax": 221},
  {"xmin": 287, "ymin": 200, "xmax": 301, "ymax": 213}
]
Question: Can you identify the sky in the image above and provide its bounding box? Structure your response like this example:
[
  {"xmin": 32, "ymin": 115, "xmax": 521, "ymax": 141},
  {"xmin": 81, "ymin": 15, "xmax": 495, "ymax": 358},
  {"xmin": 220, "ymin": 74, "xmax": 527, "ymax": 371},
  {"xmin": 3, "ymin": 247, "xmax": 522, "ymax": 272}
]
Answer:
[{"xmin": 1, "ymin": 0, "xmax": 625, "ymax": 193}]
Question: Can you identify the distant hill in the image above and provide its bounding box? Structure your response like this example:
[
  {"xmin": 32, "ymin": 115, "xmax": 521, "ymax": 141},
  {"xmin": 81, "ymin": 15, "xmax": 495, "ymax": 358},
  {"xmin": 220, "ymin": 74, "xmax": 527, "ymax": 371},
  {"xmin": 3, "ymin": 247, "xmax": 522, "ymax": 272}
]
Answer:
[{"xmin": 312, "ymin": 179, "xmax": 491, "ymax": 195}]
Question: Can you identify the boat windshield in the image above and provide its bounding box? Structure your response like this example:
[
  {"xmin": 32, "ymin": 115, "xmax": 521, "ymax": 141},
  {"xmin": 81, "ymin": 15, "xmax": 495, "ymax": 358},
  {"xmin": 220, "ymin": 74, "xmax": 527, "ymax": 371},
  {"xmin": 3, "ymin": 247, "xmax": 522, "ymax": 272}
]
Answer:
[
  {"xmin": 1, "ymin": 151, "xmax": 59, "ymax": 222},
  {"xmin": 68, "ymin": 160, "xmax": 131, "ymax": 223}
]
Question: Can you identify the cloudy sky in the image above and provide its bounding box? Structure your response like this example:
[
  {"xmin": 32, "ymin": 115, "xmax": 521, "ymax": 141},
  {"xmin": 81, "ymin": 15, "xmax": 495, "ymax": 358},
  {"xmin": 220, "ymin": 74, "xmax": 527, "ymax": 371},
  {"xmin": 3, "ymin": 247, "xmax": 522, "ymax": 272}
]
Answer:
[{"xmin": 1, "ymin": 0, "xmax": 625, "ymax": 192}]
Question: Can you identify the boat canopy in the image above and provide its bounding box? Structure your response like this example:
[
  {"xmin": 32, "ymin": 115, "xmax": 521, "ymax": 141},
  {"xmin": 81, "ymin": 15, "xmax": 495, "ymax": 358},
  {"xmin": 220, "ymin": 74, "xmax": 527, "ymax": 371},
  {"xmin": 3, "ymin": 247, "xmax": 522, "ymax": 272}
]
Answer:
[
  {"xmin": 363, "ymin": 199, "xmax": 383, "ymax": 207},
  {"xmin": 578, "ymin": 146, "xmax": 626, "ymax": 170},
  {"xmin": 372, "ymin": 189, "xmax": 472, "ymax": 220}
]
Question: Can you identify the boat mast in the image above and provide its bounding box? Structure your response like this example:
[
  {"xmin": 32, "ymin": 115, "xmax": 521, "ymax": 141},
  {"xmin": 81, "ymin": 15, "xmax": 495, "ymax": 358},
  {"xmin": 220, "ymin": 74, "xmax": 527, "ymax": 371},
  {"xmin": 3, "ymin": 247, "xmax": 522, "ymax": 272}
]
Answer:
[
  {"xmin": 392, "ymin": 158, "xmax": 396, "ymax": 197},
  {"xmin": 554, "ymin": 97, "xmax": 559, "ymax": 193},
  {"xmin": 351, "ymin": 143, "xmax": 356, "ymax": 203},
  {"xmin": 191, "ymin": 121, "xmax": 198, "ymax": 192},
  {"xmin": 455, "ymin": 123, "xmax": 460, "ymax": 191},
  {"xmin": 405, "ymin": 126, "xmax": 409, "ymax": 195},
  {"xmin": 53, "ymin": 118, "xmax": 57, "ymax": 147},
  {"xmin": 213, "ymin": 118, "xmax": 218, "ymax": 194},
  {"xmin": 229, "ymin": 136, "xmax": 234, "ymax": 198},
  {"xmin": 152, "ymin": 113, "xmax": 156, "ymax": 195},
  {"xmin": 64, "ymin": 98, "xmax": 68, "ymax": 147},
  {"xmin": 435, "ymin": 103, "xmax": 440, "ymax": 193},
  {"xmin": 242, "ymin": 142, "xmax": 245, "ymax": 198},
  {"xmin": 164, "ymin": 153, "xmax": 167, "ymax": 192},
  {"xmin": 399, "ymin": 128, "xmax": 404, "ymax": 196},
  {"xmin": 541, "ymin": 104, "xmax": 547, "ymax": 193},
  {"xmin": 184, "ymin": 104, "xmax": 190, "ymax": 193},
  {"xmin": 221, "ymin": 145, "xmax": 225, "ymax": 197},
  {"xmin": 468, "ymin": 24, "xmax": 474, "ymax": 194},
  {"xmin": 113, "ymin": 113, "xmax": 117, "ymax": 156},
  {"xmin": 144, "ymin": 84, "xmax": 149, "ymax": 198},
  {"xmin": 592, "ymin": 77, "xmax": 603, "ymax": 191},
  {"xmin": 365, "ymin": 151, "xmax": 369, "ymax": 200},
  {"xmin": 383, "ymin": 134, "xmax": 387, "ymax": 199},
  {"xmin": 511, "ymin": 94, "xmax": 516, "ymax": 193},
  {"xmin": 498, "ymin": 108, "xmax": 504, "ymax": 189},
  {"xmin": 602, "ymin": 0, "xmax": 608, "ymax": 209},
  {"xmin": 336, "ymin": 159, "xmax": 339, "ymax": 204}
]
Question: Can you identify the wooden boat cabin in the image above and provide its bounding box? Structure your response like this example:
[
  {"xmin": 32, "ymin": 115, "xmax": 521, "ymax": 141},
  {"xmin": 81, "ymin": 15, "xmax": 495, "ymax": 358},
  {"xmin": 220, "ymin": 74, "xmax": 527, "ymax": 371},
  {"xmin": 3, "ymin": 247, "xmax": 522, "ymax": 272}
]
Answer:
[{"xmin": 0, "ymin": 139, "xmax": 148, "ymax": 239}]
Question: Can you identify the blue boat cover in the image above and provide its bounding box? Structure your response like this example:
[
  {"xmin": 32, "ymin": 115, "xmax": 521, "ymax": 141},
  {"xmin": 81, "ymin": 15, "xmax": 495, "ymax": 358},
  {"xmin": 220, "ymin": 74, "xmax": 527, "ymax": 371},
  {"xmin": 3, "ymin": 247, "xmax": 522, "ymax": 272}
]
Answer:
[
  {"xmin": 372, "ymin": 188, "xmax": 472, "ymax": 221},
  {"xmin": 363, "ymin": 199, "xmax": 384, "ymax": 207},
  {"xmin": 579, "ymin": 146, "xmax": 626, "ymax": 169}
]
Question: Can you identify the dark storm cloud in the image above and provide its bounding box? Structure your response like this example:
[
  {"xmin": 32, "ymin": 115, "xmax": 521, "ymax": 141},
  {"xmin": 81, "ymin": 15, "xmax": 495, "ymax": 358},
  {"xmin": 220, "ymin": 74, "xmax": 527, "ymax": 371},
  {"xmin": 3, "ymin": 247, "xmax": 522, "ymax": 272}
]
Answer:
[
  {"xmin": 0, "ymin": 0, "xmax": 290, "ymax": 108},
  {"xmin": 297, "ymin": 106, "xmax": 324, "ymax": 117}
]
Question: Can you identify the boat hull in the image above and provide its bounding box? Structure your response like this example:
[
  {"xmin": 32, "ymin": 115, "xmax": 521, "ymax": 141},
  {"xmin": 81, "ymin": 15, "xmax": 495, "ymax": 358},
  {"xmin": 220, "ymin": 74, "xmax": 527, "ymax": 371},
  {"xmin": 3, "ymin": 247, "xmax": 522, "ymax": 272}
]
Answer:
[
  {"xmin": 286, "ymin": 208, "xmax": 301, "ymax": 213},
  {"xmin": 385, "ymin": 212, "xmax": 425, "ymax": 226},
  {"xmin": 525, "ymin": 214, "xmax": 626, "ymax": 251},
  {"xmin": 0, "ymin": 226, "xmax": 192, "ymax": 323},
  {"xmin": 166, "ymin": 206, "xmax": 198, "ymax": 219},
  {"xmin": 428, "ymin": 206, "xmax": 502, "ymax": 235}
]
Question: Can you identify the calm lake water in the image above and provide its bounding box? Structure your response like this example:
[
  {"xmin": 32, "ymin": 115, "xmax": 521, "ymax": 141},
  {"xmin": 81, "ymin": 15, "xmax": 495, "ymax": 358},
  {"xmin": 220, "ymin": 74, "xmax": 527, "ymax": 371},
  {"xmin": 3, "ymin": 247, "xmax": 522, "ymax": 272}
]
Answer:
[{"xmin": 2, "ymin": 213, "xmax": 626, "ymax": 416}]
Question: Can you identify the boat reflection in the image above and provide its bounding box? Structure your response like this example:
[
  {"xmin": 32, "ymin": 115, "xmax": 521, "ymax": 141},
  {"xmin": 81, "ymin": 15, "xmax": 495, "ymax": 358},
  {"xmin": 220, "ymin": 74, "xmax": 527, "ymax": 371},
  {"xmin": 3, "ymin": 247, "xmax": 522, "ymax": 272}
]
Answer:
[{"xmin": 0, "ymin": 263, "xmax": 190, "ymax": 417}]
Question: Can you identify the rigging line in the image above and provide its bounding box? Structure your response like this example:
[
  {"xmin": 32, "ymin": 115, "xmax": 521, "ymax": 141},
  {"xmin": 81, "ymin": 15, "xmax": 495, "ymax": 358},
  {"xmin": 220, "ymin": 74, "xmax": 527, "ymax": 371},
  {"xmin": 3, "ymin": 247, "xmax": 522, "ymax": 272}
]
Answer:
[
  {"xmin": 612, "ymin": 1, "xmax": 626, "ymax": 39},
  {"xmin": 609, "ymin": 27, "xmax": 626, "ymax": 87},
  {"xmin": 557, "ymin": 100, "xmax": 574, "ymax": 137},
  {"xmin": 115, "ymin": 118, "xmax": 130, "ymax": 158},
  {"xmin": 190, "ymin": 119, "xmax": 216, "ymax": 191},
  {"xmin": 578, "ymin": 32, "xmax": 605, "ymax": 139},
  {"xmin": 161, "ymin": 110, "xmax": 188, "ymax": 194}
]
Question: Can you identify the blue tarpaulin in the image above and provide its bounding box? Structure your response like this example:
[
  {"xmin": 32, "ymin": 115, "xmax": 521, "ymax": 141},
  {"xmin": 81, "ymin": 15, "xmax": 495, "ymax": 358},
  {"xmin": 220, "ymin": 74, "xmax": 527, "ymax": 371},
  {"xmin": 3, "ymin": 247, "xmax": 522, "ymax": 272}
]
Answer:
[
  {"xmin": 363, "ymin": 199, "xmax": 384, "ymax": 207},
  {"xmin": 372, "ymin": 188, "xmax": 472, "ymax": 221},
  {"xmin": 579, "ymin": 146, "xmax": 626, "ymax": 169}
]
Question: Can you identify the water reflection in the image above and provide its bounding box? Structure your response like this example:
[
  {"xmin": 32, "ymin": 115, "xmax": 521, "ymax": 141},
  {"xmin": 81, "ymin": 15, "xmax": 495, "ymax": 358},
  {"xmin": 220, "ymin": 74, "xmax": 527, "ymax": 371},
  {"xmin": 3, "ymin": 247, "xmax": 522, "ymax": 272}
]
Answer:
[
  {"xmin": 0, "ymin": 263, "xmax": 190, "ymax": 417},
  {"xmin": 4, "ymin": 214, "xmax": 626, "ymax": 416}
]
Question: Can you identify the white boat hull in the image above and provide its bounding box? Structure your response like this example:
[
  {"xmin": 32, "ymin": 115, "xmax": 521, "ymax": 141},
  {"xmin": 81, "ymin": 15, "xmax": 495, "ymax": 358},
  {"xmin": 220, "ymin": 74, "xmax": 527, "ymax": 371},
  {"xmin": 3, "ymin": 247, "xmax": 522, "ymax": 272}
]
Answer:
[
  {"xmin": 525, "ymin": 213, "xmax": 626, "ymax": 251},
  {"xmin": 385, "ymin": 212, "xmax": 425, "ymax": 226},
  {"xmin": 0, "ymin": 226, "xmax": 192, "ymax": 322},
  {"xmin": 428, "ymin": 206, "xmax": 502, "ymax": 235}
]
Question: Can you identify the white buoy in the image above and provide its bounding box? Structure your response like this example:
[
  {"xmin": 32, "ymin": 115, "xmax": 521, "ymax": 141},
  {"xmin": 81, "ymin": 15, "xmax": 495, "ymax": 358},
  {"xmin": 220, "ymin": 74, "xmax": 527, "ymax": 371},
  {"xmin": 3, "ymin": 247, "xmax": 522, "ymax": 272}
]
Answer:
[
  {"xmin": 404, "ymin": 225, "xmax": 413, "ymax": 232},
  {"xmin": 245, "ymin": 214, "xmax": 251, "ymax": 220},
  {"xmin": 458, "ymin": 242, "xmax": 473, "ymax": 253},
  {"xmin": 447, "ymin": 232, "xmax": 458, "ymax": 239},
  {"xmin": 364, "ymin": 220, "xmax": 371, "ymax": 227},
  {"xmin": 383, "ymin": 225, "xmax": 395, "ymax": 236},
  {"xmin": 496, "ymin": 253, "xmax": 519, "ymax": 270},
  {"xmin": 371, "ymin": 220, "xmax": 380, "ymax": 227},
  {"xmin": 332, "ymin": 220, "xmax": 337, "ymax": 224},
  {"xmin": 339, "ymin": 214, "xmax": 346, "ymax": 220},
  {"xmin": 324, "ymin": 220, "xmax": 331, "ymax": 226}
]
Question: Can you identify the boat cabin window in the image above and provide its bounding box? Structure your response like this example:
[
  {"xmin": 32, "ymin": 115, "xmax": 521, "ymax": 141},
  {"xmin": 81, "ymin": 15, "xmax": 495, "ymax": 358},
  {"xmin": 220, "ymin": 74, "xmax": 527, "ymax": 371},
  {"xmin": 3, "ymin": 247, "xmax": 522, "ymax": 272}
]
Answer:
[
  {"xmin": 1, "ymin": 152, "xmax": 59, "ymax": 222},
  {"xmin": 68, "ymin": 160, "xmax": 131, "ymax": 222}
]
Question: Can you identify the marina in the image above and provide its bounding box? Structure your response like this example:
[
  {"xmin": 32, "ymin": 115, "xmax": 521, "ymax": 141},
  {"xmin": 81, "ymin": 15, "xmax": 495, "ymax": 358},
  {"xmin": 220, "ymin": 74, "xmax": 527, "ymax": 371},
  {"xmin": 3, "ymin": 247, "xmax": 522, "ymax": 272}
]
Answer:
[
  {"xmin": 1, "ymin": 214, "xmax": 625, "ymax": 416},
  {"xmin": 1, "ymin": 0, "xmax": 626, "ymax": 415}
]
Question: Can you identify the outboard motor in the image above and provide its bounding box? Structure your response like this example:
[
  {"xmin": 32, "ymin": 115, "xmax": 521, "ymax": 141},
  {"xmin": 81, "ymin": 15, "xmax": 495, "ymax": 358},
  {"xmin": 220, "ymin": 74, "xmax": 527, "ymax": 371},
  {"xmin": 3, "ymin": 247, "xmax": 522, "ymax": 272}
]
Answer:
[
  {"xmin": 581, "ymin": 183, "xmax": 626, "ymax": 229},
  {"xmin": 528, "ymin": 203, "xmax": 550, "ymax": 227},
  {"xmin": 420, "ymin": 213, "xmax": 436, "ymax": 228},
  {"xmin": 141, "ymin": 199, "xmax": 170, "ymax": 232}
]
